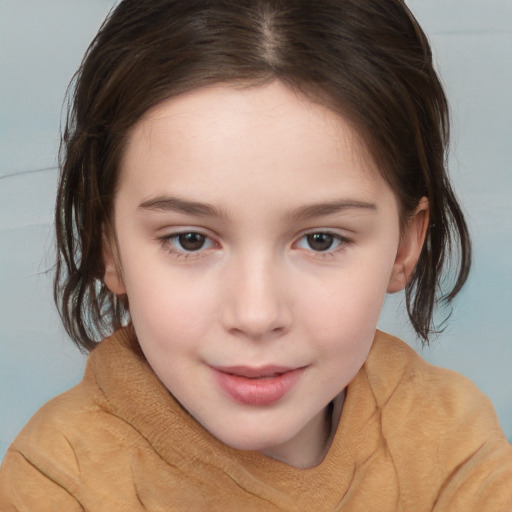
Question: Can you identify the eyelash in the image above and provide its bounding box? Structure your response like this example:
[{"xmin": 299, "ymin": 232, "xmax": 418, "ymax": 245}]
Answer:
[
  {"xmin": 295, "ymin": 231, "xmax": 351, "ymax": 257},
  {"xmin": 158, "ymin": 230, "xmax": 352, "ymax": 259},
  {"xmin": 158, "ymin": 231, "xmax": 217, "ymax": 259}
]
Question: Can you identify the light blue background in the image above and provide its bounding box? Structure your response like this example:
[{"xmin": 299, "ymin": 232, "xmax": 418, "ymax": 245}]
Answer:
[{"xmin": 1, "ymin": 1, "xmax": 511, "ymax": 462}]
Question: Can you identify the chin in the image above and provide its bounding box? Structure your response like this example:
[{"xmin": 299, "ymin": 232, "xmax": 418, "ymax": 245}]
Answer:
[{"xmin": 209, "ymin": 420, "xmax": 297, "ymax": 453}]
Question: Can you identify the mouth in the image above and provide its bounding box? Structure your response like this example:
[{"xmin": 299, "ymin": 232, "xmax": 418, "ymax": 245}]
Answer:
[
  {"xmin": 211, "ymin": 365, "xmax": 306, "ymax": 406},
  {"xmin": 214, "ymin": 365, "xmax": 296, "ymax": 379}
]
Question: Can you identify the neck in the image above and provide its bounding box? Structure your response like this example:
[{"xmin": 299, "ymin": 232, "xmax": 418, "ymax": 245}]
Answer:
[{"xmin": 262, "ymin": 390, "xmax": 345, "ymax": 469}]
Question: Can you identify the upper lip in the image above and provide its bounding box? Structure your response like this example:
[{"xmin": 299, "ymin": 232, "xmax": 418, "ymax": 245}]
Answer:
[{"xmin": 212, "ymin": 365, "xmax": 300, "ymax": 379}]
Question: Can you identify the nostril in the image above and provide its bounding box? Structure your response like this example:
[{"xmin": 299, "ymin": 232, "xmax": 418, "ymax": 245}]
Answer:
[
  {"xmin": 225, "ymin": 315, "xmax": 290, "ymax": 340},
  {"xmin": 220, "ymin": 264, "xmax": 292, "ymax": 338}
]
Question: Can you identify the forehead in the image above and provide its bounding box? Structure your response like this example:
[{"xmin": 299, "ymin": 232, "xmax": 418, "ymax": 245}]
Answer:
[{"xmin": 118, "ymin": 80, "xmax": 392, "ymax": 208}]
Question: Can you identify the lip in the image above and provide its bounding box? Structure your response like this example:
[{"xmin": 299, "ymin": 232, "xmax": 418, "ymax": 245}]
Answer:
[{"xmin": 212, "ymin": 365, "xmax": 306, "ymax": 406}]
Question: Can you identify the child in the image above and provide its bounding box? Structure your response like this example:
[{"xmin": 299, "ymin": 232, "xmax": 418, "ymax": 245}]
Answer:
[{"xmin": 1, "ymin": 0, "xmax": 511, "ymax": 509}]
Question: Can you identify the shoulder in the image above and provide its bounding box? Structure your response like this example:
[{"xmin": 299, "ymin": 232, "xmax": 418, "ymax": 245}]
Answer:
[
  {"xmin": 363, "ymin": 331, "xmax": 512, "ymax": 508},
  {"xmin": 0, "ymin": 379, "xmax": 104, "ymax": 508},
  {"xmin": 365, "ymin": 330, "xmax": 506, "ymax": 438},
  {"xmin": 366, "ymin": 331, "xmax": 485, "ymax": 407},
  {"xmin": 0, "ymin": 330, "xmax": 153, "ymax": 507},
  {"xmin": 3, "ymin": 361, "xmax": 130, "ymax": 478}
]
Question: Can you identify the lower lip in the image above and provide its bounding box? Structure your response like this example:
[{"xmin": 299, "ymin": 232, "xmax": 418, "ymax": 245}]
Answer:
[{"xmin": 212, "ymin": 368, "xmax": 305, "ymax": 406}]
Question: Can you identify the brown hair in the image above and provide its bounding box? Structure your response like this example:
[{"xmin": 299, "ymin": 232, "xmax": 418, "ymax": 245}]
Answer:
[{"xmin": 55, "ymin": 0, "xmax": 471, "ymax": 351}]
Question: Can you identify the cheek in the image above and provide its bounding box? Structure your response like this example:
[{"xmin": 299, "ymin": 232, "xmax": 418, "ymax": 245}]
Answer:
[
  {"xmin": 303, "ymin": 256, "xmax": 393, "ymax": 328},
  {"xmin": 300, "ymin": 250, "xmax": 396, "ymax": 362},
  {"xmin": 305, "ymin": 290, "xmax": 377, "ymax": 366},
  {"xmin": 302, "ymin": 290, "xmax": 380, "ymax": 396},
  {"xmin": 119, "ymin": 252, "xmax": 220, "ymax": 349}
]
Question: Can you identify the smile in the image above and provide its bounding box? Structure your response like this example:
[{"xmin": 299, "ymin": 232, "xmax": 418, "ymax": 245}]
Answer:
[{"xmin": 211, "ymin": 365, "xmax": 306, "ymax": 406}]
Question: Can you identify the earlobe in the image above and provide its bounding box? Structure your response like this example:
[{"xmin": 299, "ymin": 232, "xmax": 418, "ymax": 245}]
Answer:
[
  {"xmin": 387, "ymin": 198, "xmax": 429, "ymax": 293},
  {"xmin": 102, "ymin": 232, "xmax": 127, "ymax": 295}
]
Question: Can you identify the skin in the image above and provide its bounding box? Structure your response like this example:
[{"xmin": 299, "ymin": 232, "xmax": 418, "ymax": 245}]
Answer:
[{"xmin": 104, "ymin": 80, "xmax": 428, "ymax": 469}]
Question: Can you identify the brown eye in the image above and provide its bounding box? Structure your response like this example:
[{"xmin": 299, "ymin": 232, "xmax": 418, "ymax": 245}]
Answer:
[
  {"xmin": 306, "ymin": 233, "xmax": 334, "ymax": 251},
  {"xmin": 178, "ymin": 233, "xmax": 206, "ymax": 251}
]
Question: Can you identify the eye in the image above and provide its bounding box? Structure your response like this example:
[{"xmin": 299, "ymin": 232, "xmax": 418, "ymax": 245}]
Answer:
[
  {"xmin": 176, "ymin": 232, "xmax": 208, "ymax": 251},
  {"xmin": 295, "ymin": 232, "xmax": 347, "ymax": 253},
  {"xmin": 161, "ymin": 231, "xmax": 216, "ymax": 254}
]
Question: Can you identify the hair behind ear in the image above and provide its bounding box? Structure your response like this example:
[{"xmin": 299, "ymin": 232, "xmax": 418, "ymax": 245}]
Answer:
[{"xmin": 405, "ymin": 184, "xmax": 471, "ymax": 344}]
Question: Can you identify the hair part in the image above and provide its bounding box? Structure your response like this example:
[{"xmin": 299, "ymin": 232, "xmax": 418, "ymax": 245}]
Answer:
[{"xmin": 55, "ymin": 0, "xmax": 471, "ymax": 351}]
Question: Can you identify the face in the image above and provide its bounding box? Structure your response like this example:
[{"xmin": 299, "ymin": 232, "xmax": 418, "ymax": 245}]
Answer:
[{"xmin": 104, "ymin": 81, "xmax": 426, "ymax": 468}]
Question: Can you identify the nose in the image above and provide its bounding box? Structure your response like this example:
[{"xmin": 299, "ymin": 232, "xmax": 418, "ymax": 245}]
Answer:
[{"xmin": 221, "ymin": 253, "xmax": 292, "ymax": 340}]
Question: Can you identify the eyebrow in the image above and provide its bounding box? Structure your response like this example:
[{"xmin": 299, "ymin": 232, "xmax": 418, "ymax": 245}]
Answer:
[
  {"xmin": 286, "ymin": 199, "xmax": 377, "ymax": 220},
  {"xmin": 138, "ymin": 195, "xmax": 228, "ymax": 218},
  {"xmin": 138, "ymin": 195, "xmax": 377, "ymax": 220}
]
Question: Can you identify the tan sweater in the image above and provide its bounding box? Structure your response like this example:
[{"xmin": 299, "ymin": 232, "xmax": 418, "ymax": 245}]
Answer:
[{"xmin": 1, "ymin": 328, "xmax": 511, "ymax": 511}]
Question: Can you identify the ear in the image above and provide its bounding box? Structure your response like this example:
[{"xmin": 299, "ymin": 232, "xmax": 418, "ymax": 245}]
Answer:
[
  {"xmin": 387, "ymin": 198, "xmax": 429, "ymax": 293},
  {"xmin": 102, "ymin": 231, "xmax": 127, "ymax": 295}
]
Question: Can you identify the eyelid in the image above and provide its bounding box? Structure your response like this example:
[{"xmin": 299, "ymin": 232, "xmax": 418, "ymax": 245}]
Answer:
[
  {"xmin": 293, "ymin": 229, "xmax": 353, "ymax": 255},
  {"xmin": 157, "ymin": 228, "xmax": 221, "ymax": 258},
  {"xmin": 157, "ymin": 225, "xmax": 219, "ymax": 241}
]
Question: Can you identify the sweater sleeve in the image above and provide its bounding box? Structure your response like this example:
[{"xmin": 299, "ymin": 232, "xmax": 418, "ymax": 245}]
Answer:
[
  {"xmin": 367, "ymin": 333, "xmax": 512, "ymax": 511},
  {"xmin": 433, "ymin": 434, "xmax": 512, "ymax": 512},
  {"xmin": 0, "ymin": 447, "xmax": 83, "ymax": 512}
]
